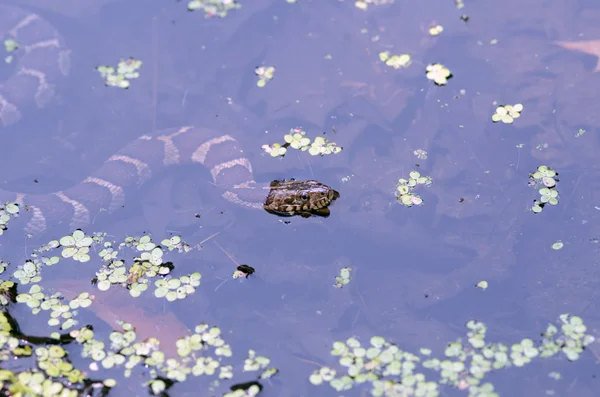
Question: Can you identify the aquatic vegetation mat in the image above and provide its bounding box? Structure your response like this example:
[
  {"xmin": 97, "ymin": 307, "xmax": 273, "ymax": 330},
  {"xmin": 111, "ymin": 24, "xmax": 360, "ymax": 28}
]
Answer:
[
  {"xmin": 255, "ymin": 66, "xmax": 275, "ymax": 88},
  {"xmin": 528, "ymin": 165, "xmax": 559, "ymax": 213},
  {"xmin": 3, "ymin": 38, "xmax": 18, "ymax": 64},
  {"xmin": 309, "ymin": 315, "xmax": 595, "ymax": 396},
  {"xmin": 426, "ymin": 63, "xmax": 452, "ymax": 86},
  {"xmin": 379, "ymin": 52, "xmax": 411, "ymax": 70},
  {"xmin": 0, "ymin": 225, "xmax": 278, "ymax": 396},
  {"xmin": 262, "ymin": 127, "xmax": 342, "ymax": 158},
  {"xmin": 96, "ymin": 58, "xmax": 142, "ymax": 89},
  {"xmin": 395, "ymin": 171, "xmax": 433, "ymax": 207},
  {"xmin": 492, "ymin": 104, "xmax": 523, "ymax": 124}
]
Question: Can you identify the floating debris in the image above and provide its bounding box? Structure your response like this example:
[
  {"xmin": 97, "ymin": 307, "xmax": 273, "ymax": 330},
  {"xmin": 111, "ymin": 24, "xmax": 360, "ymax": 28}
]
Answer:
[
  {"xmin": 379, "ymin": 51, "xmax": 411, "ymax": 69},
  {"xmin": 552, "ymin": 241, "xmax": 564, "ymax": 250},
  {"xmin": 0, "ymin": 202, "xmax": 20, "ymax": 235},
  {"xmin": 529, "ymin": 165, "xmax": 559, "ymax": 213},
  {"xmin": 255, "ymin": 66, "xmax": 275, "ymax": 87},
  {"xmin": 396, "ymin": 171, "xmax": 432, "ymax": 207},
  {"xmin": 492, "ymin": 103, "xmax": 523, "ymax": 124},
  {"xmin": 426, "ymin": 63, "xmax": 452, "ymax": 85},
  {"xmin": 96, "ymin": 58, "xmax": 142, "ymax": 89},
  {"xmin": 262, "ymin": 127, "xmax": 342, "ymax": 158},
  {"xmin": 187, "ymin": 0, "xmax": 241, "ymax": 17}
]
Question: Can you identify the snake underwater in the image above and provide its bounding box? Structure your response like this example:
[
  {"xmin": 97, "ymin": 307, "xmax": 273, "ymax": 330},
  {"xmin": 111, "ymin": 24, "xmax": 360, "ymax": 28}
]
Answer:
[{"xmin": 0, "ymin": 5, "xmax": 339, "ymax": 236}]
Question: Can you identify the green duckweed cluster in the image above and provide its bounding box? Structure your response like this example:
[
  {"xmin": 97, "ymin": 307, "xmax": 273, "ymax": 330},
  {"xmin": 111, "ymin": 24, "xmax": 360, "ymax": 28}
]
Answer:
[
  {"xmin": 428, "ymin": 25, "xmax": 444, "ymax": 36},
  {"xmin": 426, "ymin": 63, "xmax": 452, "ymax": 86},
  {"xmin": 0, "ymin": 201, "xmax": 20, "ymax": 235},
  {"xmin": 0, "ymin": 223, "xmax": 279, "ymax": 395},
  {"xmin": 309, "ymin": 315, "xmax": 594, "ymax": 396},
  {"xmin": 0, "ymin": 196, "xmax": 595, "ymax": 396},
  {"xmin": 187, "ymin": 0, "xmax": 241, "ymax": 17},
  {"xmin": 262, "ymin": 127, "xmax": 343, "ymax": 158},
  {"xmin": 492, "ymin": 104, "xmax": 523, "ymax": 124},
  {"xmin": 96, "ymin": 57, "xmax": 142, "ymax": 89},
  {"xmin": 379, "ymin": 51, "xmax": 411, "ymax": 70},
  {"xmin": 528, "ymin": 165, "xmax": 559, "ymax": 213},
  {"xmin": 334, "ymin": 267, "xmax": 352, "ymax": 288},
  {"xmin": 3, "ymin": 38, "xmax": 18, "ymax": 64},
  {"xmin": 255, "ymin": 66, "xmax": 275, "ymax": 88},
  {"xmin": 59, "ymin": 230, "xmax": 93, "ymax": 263},
  {"xmin": 396, "ymin": 171, "xmax": 433, "ymax": 207},
  {"xmin": 355, "ymin": 0, "xmax": 395, "ymax": 11}
]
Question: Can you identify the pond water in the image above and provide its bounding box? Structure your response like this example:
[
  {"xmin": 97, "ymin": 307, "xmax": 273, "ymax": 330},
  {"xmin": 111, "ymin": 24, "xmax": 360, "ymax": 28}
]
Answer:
[{"xmin": 0, "ymin": 1, "xmax": 598, "ymax": 396}]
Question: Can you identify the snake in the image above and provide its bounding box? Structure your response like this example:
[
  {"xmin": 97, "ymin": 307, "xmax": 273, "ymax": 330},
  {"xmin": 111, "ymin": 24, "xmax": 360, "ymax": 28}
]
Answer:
[
  {"xmin": 0, "ymin": 5, "xmax": 339, "ymax": 236},
  {"xmin": 0, "ymin": 4, "xmax": 71, "ymax": 127}
]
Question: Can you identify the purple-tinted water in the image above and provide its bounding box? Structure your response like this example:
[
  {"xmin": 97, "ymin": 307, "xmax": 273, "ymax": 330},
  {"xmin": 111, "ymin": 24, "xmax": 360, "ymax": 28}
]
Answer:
[{"xmin": 1, "ymin": 0, "xmax": 599, "ymax": 396}]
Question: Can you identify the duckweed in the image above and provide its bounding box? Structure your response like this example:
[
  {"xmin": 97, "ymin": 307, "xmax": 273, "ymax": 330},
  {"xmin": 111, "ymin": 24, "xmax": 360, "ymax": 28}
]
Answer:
[
  {"xmin": 529, "ymin": 165, "xmax": 560, "ymax": 213},
  {"xmin": 0, "ymin": 212, "xmax": 593, "ymax": 397},
  {"xmin": 396, "ymin": 171, "xmax": 433, "ymax": 207},
  {"xmin": 0, "ymin": 202, "xmax": 20, "ymax": 235},
  {"xmin": 429, "ymin": 25, "xmax": 444, "ymax": 36},
  {"xmin": 96, "ymin": 57, "xmax": 142, "ymax": 89},
  {"xmin": 334, "ymin": 267, "xmax": 352, "ymax": 288},
  {"xmin": 310, "ymin": 315, "xmax": 594, "ymax": 396},
  {"xmin": 154, "ymin": 273, "xmax": 201, "ymax": 301},
  {"xmin": 379, "ymin": 51, "xmax": 411, "ymax": 69},
  {"xmin": 59, "ymin": 230, "xmax": 93, "ymax": 263},
  {"xmin": 262, "ymin": 127, "xmax": 342, "ymax": 158},
  {"xmin": 426, "ymin": 63, "xmax": 452, "ymax": 85},
  {"xmin": 492, "ymin": 104, "xmax": 523, "ymax": 124},
  {"xmin": 255, "ymin": 66, "xmax": 275, "ymax": 88},
  {"xmin": 355, "ymin": 0, "xmax": 395, "ymax": 10},
  {"xmin": 3, "ymin": 38, "xmax": 18, "ymax": 64},
  {"xmin": 187, "ymin": 0, "xmax": 241, "ymax": 17}
]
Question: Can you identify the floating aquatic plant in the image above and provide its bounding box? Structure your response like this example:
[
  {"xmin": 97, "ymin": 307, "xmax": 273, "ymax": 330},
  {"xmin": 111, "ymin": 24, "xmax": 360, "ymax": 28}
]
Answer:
[
  {"xmin": 309, "ymin": 314, "xmax": 594, "ymax": 395},
  {"xmin": 96, "ymin": 57, "xmax": 142, "ymax": 89},
  {"xmin": 262, "ymin": 127, "xmax": 342, "ymax": 158},
  {"xmin": 426, "ymin": 63, "xmax": 452, "ymax": 85},
  {"xmin": 59, "ymin": 230, "xmax": 93, "ymax": 263},
  {"xmin": 0, "ymin": 202, "xmax": 20, "ymax": 236},
  {"xmin": 379, "ymin": 51, "xmax": 411, "ymax": 69},
  {"xmin": 429, "ymin": 25, "xmax": 444, "ymax": 36},
  {"xmin": 3, "ymin": 38, "xmax": 18, "ymax": 64},
  {"xmin": 334, "ymin": 267, "xmax": 352, "ymax": 288},
  {"xmin": 528, "ymin": 165, "xmax": 559, "ymax": 213},
  {"xmin": 492, "ymin": 103, "xmax": 523, "ymax": 124},
  {"xmin": 355, "ymin": 0, "xmax": 395, "ymax": 10},
  {"xmin": 255, "ymin": 66, "xmax": 276, "ymax": 88},
  {"xmin": 396, "ymin": 171, "xmax": 433, "ymax": 207},
  {"xmin": 187, "ymin": 0, "xmax": 241, "ymax": 18}
]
